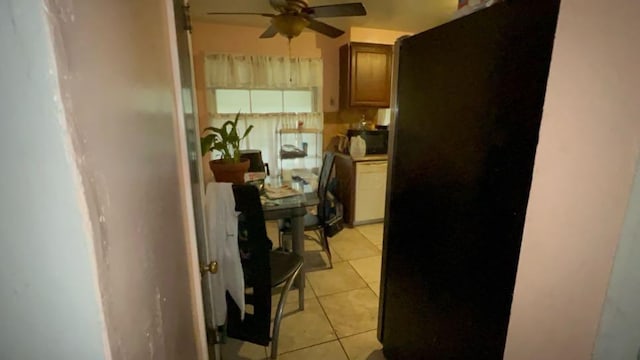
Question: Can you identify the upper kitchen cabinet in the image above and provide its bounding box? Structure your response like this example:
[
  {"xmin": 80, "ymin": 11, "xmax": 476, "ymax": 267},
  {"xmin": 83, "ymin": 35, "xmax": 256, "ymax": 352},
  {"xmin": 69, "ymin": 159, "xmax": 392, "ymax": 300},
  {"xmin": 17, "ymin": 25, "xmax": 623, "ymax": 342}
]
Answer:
[{"xmin": 339, "ymin": 42, "xmax": 393, "ymax": 108}]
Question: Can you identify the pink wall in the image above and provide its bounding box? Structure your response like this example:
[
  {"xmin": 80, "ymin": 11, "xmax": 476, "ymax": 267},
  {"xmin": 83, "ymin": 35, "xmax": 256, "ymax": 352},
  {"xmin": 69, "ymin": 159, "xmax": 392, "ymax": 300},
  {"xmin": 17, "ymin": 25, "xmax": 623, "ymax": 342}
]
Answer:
[
  {"xmin": 49, "ymin": 0, "xmax": 202, "ymax": 358},
  {"xmin": 504, "ymin": 0, "xmax": 640, "ymax": 358}
]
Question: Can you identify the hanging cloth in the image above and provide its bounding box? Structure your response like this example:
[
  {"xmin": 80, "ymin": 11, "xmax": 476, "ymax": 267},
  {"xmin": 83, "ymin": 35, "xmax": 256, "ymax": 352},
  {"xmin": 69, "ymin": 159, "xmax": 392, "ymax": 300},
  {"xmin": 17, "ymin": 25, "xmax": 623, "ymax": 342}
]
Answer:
[{"xmin": 204, "ymin": 182, "xmax": 245, "ymax": 326}]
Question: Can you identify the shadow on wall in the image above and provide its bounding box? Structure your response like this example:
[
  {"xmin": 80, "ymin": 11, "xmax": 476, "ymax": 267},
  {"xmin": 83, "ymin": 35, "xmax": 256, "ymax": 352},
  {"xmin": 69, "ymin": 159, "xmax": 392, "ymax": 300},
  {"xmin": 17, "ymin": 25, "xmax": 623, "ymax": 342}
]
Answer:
[{"xmin": 593, "ymin": 157, "xmax": 640, "ymax": 360}]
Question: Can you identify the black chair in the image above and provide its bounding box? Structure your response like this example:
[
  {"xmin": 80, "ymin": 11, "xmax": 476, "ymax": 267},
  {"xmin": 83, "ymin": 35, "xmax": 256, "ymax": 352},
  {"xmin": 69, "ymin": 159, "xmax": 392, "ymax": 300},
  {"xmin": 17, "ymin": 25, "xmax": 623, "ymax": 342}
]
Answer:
[
  {"xmin": 278, "ymin": 151, "xmax": 343, "ymax": 269},
  {"xmin": 226, "ymin": 184, "xmax": 303, "ymax": 359}
]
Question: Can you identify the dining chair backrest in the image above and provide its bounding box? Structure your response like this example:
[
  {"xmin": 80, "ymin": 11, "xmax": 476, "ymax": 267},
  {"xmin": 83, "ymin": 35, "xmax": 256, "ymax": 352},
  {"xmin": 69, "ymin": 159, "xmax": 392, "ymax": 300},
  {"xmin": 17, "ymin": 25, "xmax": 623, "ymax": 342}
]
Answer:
[
  {"xmin": 228, "ymin": 185, "xmax": 305, "ymax": 358},
  {"xmin": 227, "ymin": 185, "xmax": 272, "ymax": 346},
  {"xmin": 317, "ymin": 152, "xmax": 336, "ymax": 222}
]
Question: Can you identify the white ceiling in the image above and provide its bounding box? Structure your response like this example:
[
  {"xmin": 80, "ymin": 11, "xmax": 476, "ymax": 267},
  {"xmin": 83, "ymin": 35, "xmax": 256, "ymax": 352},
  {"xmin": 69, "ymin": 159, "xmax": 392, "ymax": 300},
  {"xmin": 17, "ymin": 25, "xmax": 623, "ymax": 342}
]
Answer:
[{"xmin": 190, "ymin": 0, "xmax": 459, "ymax": 35}]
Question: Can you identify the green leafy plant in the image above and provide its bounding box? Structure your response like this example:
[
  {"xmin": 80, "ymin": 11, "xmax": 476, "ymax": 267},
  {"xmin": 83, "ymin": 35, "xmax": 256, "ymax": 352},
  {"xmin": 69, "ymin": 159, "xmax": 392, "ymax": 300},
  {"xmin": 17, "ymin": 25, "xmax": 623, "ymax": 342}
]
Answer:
[{"xmin": 200, "ymin": 111, "xmax": 253, "ymax": 163}]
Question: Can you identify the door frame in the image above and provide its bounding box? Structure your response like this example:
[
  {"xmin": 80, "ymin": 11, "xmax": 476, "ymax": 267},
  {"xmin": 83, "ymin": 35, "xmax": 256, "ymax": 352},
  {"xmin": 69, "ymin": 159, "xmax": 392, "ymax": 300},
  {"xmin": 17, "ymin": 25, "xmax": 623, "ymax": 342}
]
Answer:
[{"xmin": 164, "ymin": 0, "xmax": 209, "ymax": 358}]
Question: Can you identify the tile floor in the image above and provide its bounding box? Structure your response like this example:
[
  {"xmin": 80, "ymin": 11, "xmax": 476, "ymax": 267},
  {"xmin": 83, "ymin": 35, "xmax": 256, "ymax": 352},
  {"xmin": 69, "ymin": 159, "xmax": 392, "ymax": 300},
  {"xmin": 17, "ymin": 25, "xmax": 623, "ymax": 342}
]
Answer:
[{"xmin": 216, "ymin": 222, "xmax": 386, "ymax": 360}]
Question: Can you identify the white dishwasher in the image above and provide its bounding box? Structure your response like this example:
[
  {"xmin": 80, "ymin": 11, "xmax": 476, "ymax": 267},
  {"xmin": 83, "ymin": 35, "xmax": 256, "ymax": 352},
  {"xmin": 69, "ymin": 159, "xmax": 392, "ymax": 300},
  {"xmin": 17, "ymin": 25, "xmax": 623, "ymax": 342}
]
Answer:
[{"xmin": 354, "ymin": 160, "xmax": 388, "ymax": 225}]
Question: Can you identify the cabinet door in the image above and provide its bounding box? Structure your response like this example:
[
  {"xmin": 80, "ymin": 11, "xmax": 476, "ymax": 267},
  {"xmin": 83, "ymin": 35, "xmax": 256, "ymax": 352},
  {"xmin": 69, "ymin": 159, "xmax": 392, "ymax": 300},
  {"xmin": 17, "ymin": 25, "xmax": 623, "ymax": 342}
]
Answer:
[
  {"xmin": 342, "ymin": 42, "xmax": 393, "ymax": 108},
  {"xmin": 354, "ymin": 161, "xmax": 388, "ymax": 224}
]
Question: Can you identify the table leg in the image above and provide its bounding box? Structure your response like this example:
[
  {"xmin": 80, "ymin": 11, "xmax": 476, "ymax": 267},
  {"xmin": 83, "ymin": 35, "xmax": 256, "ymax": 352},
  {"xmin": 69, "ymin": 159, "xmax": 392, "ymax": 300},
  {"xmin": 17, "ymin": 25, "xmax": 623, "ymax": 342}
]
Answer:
[{"xmin": 290, "ymin": 214, "xmax": 305, "ymax": 310}]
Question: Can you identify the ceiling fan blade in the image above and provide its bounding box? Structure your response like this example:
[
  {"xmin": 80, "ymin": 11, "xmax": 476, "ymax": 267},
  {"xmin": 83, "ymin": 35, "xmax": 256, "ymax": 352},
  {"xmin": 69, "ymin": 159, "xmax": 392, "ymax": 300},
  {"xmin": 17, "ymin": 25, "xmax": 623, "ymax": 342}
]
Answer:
[
  {"xmin": 306, "ymin": 19, "xmax": 345, "ymax": 38},
  {"xmin": 206, "ymin": 12, "xmax": 275, "ymax": 17},
  {"xmin": 304, "ymin": 3, "xmax": 367, "ymax": 18},
  {"xmin": 260, "ymin": 25, "xmax": 278, "ymax": 39}
]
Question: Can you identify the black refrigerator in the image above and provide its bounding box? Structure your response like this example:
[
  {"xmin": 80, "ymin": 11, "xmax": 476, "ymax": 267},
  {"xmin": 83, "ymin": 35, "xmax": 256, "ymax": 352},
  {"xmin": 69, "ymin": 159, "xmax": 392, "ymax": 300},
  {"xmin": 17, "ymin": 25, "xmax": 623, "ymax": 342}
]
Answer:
[{"xmin": 378, "ymin": 1, "xmax": 561, "ymax": 359}]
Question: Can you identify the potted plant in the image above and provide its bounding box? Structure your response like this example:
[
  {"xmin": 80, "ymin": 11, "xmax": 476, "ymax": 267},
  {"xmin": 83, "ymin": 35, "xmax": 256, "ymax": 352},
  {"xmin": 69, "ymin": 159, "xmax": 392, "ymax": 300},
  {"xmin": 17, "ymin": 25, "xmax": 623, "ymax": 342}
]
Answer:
[{"xmin": 201, "ymin": 111, "xmax": 254, "ymax": 184}]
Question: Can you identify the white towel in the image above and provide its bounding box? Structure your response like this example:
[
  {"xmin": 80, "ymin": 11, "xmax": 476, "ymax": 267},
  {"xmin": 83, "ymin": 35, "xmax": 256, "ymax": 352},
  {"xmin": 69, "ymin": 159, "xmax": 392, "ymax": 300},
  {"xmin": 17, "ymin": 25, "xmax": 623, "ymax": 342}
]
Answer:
[{"xmin": 204, "ymin": 182, "xmax": 245, "ymax": 327}]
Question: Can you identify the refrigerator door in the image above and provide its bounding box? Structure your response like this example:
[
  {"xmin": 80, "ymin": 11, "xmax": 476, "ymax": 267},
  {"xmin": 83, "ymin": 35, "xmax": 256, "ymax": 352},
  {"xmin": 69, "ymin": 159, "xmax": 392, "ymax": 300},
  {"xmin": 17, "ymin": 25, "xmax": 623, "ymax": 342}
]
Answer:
[
  {"xmin": 378, "ymin": 0, "xmax": 561, "ymax": 359},
  {"xmin": 376, "ymin": 32, "xmax": 407, "ymax": 343}
]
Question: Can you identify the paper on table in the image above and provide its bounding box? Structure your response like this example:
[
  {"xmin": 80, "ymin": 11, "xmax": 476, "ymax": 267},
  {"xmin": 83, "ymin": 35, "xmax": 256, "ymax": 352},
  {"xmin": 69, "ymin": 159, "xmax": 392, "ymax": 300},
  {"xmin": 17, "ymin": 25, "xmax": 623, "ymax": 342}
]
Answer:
[{"xmin": 264, "ymin": 184, "xmax": 301, "ymax": 199}]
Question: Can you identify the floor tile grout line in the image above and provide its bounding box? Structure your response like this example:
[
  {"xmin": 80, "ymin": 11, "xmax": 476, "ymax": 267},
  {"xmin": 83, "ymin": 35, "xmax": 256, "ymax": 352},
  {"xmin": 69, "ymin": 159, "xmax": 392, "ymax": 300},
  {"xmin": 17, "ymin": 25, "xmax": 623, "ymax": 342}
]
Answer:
[
  {"xmin": 308, "ymin": 262, "xmax": 370, "ymax": 299},
  {"xmin": 273, "ymin": 287, "xmax": 377, "ymax": 321},
  {"xmin": 270, "ymin": 325, "xmax": 381, "ymax": 358},
  {"xmin": 270, "ymin": 223, "xmax": 383, "ymax": 358},
  {"xmin": 336, "ymin": 336, "xmax": 354, "ymax": 360},
  {"xmin": 308, "ymin": 252, "xmax": 379, "ymax": 299},
  {"xmin": 276, "ymin": 338, "xmax": 343, "ymax": 357},
  {"xmin": 275, "ymin": 278, "xmax": 342, "ymax": 356},
  {"xmin": 314, "ymin": 285, "xmax": 347, "ymax": 357},
  {"xmin": 354, "ymin": 225, "xmax": 384, "ymax": 247},
  {"xmin": 330, "ymin": 245, "xmax": 382, "ymax": 261},
  {"xmin": 366, "ymin": 281, "xmax": 381, "ymax": 297},
  {"xmin": 314, "ymin": 284, "xmax": 371, "ymax": 300},
  {"xmin": 345, "ymin": 257, "xmax": 371, "ymax": 289},
  {"xmin": 337, "ymin": 329, "xmax": 384, "ymax": 360},
  {"xmin": 315, "ymin": 286, "xmax": 379, "ymax": 339},
  {"xmin": 347, "ymin": 255, "xmax": 383, "ymax": 284},
  {"xmin": 317, "ymin": 230, "xmax": 381, "ymax": 351},
  {"xmin": 337, "ymin": 328, "xmax": 381, "ymax": 341},
  {"xmin": 268, "ymin": 282, "xmax": 337, "ymax": 356}
]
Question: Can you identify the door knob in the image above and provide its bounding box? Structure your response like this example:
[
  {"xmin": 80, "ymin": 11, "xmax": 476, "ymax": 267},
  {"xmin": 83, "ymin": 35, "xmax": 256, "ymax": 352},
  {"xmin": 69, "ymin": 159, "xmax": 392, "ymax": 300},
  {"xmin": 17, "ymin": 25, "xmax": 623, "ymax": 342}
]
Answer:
[{"xmin": 201, "ymin": 261, "xmax": 218, "ymax": 275}]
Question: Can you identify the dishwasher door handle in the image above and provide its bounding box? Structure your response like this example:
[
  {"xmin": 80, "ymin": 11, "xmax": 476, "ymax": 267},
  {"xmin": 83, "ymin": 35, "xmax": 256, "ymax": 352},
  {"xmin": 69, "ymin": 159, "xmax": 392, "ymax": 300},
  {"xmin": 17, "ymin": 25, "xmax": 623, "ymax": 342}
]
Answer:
[{"xmin": 357, "ymin": 161, "xmax": 388, "ymax": 174}]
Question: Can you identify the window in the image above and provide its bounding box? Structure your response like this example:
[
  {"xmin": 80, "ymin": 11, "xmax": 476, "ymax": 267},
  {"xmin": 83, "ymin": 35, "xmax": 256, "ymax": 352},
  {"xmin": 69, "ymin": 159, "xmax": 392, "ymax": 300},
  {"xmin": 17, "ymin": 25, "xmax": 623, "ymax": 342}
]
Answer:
[
  {"xmin": 204, "ymin": 54, "xmax": 324, "ymax": 175},
  {"xmin": 213, "ymin": 89, "xmax": 315, "ymax": 114}
]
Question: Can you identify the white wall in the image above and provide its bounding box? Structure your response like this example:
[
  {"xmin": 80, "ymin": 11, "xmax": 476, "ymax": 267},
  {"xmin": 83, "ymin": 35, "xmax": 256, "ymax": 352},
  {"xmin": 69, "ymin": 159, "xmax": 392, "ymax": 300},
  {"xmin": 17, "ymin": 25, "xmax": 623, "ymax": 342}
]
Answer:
[
  {"xmin": 593, "ymin": 159, "xmax": 640, "ymax": 359},
  {"xmin": 47, "ymin": 0, "xmax": 202, "ymax": 358},
  {"xmin": 504, "ymin": 0, "xmax": 640, "ymax": 359},
  {"xmin": 0, "ymin": 1, "xmax": 108, "ymax": 359}
]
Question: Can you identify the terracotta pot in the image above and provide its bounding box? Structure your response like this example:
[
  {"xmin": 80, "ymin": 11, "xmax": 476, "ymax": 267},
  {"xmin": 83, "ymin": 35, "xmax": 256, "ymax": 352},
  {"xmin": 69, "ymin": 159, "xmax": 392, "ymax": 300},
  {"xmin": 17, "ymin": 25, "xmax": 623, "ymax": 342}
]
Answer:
[{"xmin": 209, "ymin": 158, "xmax": 250, "ymax": 184}]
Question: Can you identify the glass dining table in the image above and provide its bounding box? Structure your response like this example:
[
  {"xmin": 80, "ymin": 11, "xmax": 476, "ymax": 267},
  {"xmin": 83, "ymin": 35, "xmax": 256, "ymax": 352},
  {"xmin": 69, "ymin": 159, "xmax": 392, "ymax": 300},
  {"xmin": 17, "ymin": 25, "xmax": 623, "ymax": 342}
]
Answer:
[{"xmin": 261, "ymin": 188, "xmax": 319, "ymax": 310}]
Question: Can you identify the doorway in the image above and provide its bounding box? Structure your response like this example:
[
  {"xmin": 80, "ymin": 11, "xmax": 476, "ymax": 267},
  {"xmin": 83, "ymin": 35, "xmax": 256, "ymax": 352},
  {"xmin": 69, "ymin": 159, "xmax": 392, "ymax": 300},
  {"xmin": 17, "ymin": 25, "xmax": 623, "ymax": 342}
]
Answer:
[{"xmin": 169, "ymin": 2, "xmax": 393, "ymax": 359}]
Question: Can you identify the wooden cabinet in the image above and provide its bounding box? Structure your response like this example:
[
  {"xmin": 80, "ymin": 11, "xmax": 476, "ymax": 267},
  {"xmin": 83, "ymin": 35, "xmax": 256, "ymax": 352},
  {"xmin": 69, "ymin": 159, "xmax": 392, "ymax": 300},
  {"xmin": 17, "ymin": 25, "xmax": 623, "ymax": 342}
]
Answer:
[{"xmin": 339, "ymin": 42, "xmax": 393, "ymax": 108}]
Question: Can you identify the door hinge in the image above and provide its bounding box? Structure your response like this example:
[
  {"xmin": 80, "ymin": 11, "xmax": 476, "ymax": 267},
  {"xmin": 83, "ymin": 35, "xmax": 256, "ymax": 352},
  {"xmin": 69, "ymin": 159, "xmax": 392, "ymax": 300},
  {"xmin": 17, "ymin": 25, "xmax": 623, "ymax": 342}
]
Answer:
[{"xmin": 182, "ymin": 3, "xmax": 193, "ymax": 33}]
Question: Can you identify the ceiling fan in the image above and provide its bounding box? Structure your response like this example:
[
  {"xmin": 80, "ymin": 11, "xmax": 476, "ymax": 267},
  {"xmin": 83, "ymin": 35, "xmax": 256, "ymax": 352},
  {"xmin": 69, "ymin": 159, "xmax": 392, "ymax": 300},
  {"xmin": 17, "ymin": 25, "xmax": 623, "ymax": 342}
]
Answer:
[{"xmin": 207, "ymin": 0, "xmax": 367, "ymax": 39}]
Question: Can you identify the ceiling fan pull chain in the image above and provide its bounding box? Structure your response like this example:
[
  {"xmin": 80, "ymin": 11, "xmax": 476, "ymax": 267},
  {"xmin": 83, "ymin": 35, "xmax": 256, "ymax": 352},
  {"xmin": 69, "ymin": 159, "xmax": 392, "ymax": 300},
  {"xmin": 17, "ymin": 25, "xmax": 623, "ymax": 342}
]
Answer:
[{"xmin": 288, "ymin": 38, "xmax": 293, "ymax": 83}]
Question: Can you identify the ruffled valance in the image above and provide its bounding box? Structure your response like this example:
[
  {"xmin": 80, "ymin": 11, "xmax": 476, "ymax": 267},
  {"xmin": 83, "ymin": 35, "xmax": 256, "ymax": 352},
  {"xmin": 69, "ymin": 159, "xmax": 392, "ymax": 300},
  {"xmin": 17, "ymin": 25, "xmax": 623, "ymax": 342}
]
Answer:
[{"xmin": 205, "ymin": 54, "xmax": 323, "ymax": 89}]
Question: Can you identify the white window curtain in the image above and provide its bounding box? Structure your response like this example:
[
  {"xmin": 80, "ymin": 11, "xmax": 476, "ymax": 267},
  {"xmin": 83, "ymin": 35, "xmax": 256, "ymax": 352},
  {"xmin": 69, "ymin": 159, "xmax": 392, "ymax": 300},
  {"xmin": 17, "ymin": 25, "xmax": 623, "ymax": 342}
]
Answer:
[
  {"xmin": 204, "ymin": 54, "xmax": 323, "ymax": 89},
  {"xmin": 204, "ymin": 54, "xmax": 324, "ymax": 176}
]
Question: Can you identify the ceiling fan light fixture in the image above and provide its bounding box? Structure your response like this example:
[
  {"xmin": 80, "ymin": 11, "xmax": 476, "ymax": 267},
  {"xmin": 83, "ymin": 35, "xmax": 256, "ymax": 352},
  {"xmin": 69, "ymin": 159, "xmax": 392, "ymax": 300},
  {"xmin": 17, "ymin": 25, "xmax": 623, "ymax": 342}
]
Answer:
[
  {"xmin": 271, "ymin": 14, "xmax": 310, "ymax": 39},
  {"xmin": 208, "ymin": 1, "xmax": 366, "ymax": 40}
]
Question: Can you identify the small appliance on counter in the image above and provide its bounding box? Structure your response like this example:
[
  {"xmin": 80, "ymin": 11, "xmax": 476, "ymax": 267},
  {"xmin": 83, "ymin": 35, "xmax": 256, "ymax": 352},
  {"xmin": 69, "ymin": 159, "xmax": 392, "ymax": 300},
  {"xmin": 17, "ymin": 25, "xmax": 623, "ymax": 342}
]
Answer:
[
  {"xmin": 377, "ymin": 108, "xmax": 391, "ymax": 127},
  {"xmin": 346, "ymin": 128, "xmax": 389, "ymax": 155},
  {"xmin": 349, "ymin": 135, "xmax": 367, "ymax": 158}
]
